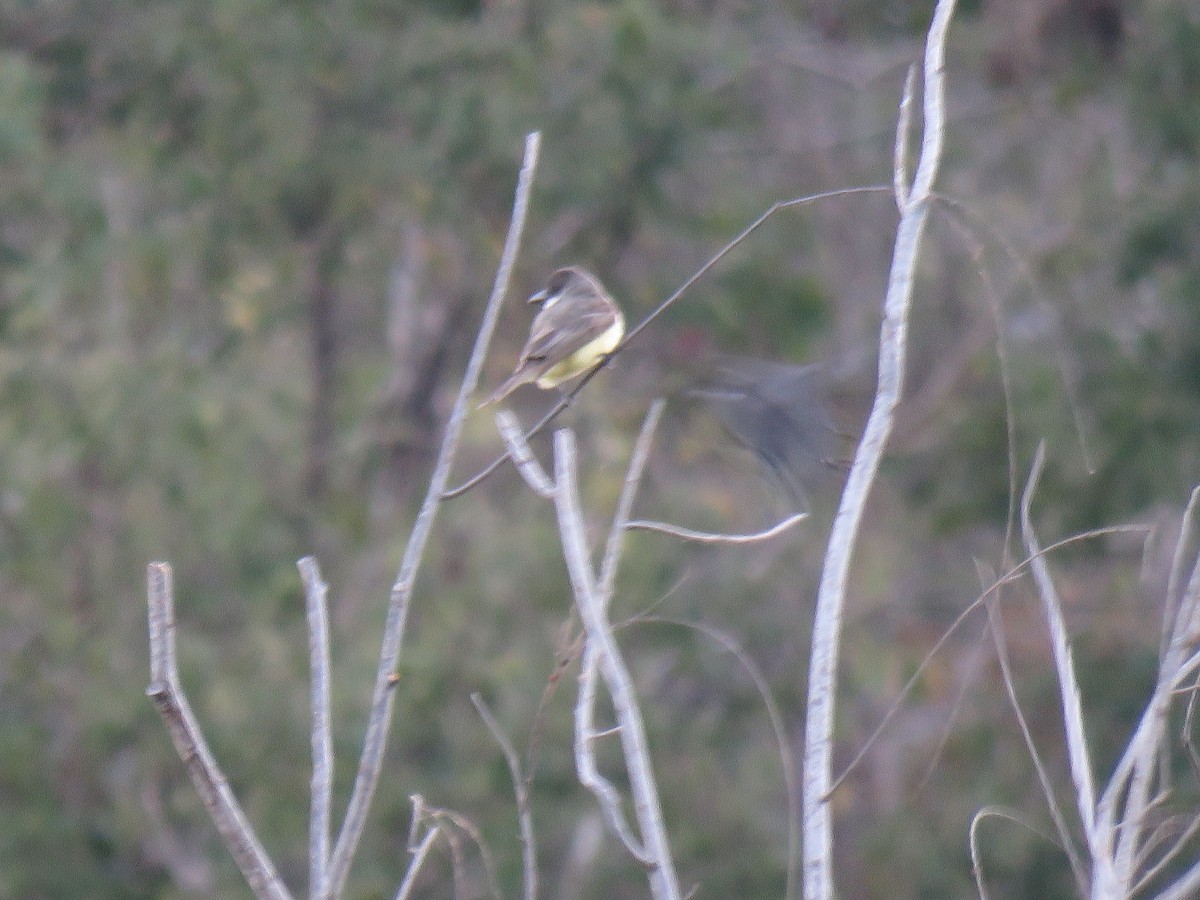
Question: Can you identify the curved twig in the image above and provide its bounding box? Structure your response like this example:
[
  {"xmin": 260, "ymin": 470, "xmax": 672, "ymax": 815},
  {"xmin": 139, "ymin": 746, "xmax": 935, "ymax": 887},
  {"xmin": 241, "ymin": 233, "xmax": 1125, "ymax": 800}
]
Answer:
[
  {"xmin": 555, "ymin": 429, "xmax": 680, "ymax": 899},
  {"xmin": 802, "ymin": 4, "xmax": 957, "ymax": 897},
  {"xmin": 441, "ymin": 186, "xmax": 891, "ymax": 501},
  {"xmin": 471, "ymin": 694, "xmax": 537, "ymax": 900},
  {"xmin": 324, "ymin": 131, "xmax": 541, "ymax": 898},
  {"xmin": 144, "ymin": 563, "xmax": 293, "ymax": 900},
  {"xmin": 625, "ymin": 512, "xmax": 808, "ymax": 545}
]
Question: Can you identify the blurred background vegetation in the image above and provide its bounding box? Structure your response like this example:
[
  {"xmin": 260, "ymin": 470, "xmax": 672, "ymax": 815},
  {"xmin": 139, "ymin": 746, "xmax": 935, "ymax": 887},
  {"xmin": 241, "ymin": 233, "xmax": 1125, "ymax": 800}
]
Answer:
[{"xmin": 0, "ymin": 0, "xmax": 1197, "ymax": 897}]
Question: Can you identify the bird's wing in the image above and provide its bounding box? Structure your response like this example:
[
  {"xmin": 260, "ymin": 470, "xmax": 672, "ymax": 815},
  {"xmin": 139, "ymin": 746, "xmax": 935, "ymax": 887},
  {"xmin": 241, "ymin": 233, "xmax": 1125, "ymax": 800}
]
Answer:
[{"xmin": 520, "ymin": 300, "xmax": 617, "ymax": 365}]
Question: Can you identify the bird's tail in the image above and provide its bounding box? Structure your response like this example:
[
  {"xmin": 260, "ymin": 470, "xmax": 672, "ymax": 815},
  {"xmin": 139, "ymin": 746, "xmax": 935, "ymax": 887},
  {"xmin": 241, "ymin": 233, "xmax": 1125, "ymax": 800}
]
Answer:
[{"xmin": 478, "ymin": 371, "xmax": 528, "ymax": 408}]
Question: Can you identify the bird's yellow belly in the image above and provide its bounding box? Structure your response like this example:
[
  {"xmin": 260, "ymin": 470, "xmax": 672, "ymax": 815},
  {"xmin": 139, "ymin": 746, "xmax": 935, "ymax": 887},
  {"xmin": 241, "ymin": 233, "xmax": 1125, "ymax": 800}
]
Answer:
[{"xmin": 535, "ymin": 317, "xmax": 625, "ymax": 388}]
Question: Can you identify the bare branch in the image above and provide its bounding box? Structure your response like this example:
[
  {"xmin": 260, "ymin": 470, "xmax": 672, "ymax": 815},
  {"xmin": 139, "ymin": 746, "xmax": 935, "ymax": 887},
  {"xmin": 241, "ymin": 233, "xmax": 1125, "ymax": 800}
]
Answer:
[
  {"xmin": 1020, "ymin": 444, "xmax": 1106, "ymax": 890},
  {"xmin": 324, "ymin": 131, "xmax": 541, "ymax": 898},
  {"xmin": 970, "ymin": 806, "xmax": 1066, "ymax": 900},
  {"xmin": 298, "ymin": 556, "xmax": 334, "ymax": 897},
  {"xmin": 471, "ymin": 694, "xmax": 537, "ymax": 900},
  {"xmin": 893, "ymin": 65, "xmax": 917, "ymax": 211},
  {"xmin": 1162, "ymin": 488, "xmax": 1200, "ymax": 663},
  {"xmin": 553, "ymin": 432, "xmax": 652, "ymax": 866},
  {"xmin": 932, "ymin": 191, "xmax": 1098, "ymax": 475},
  {"xmin": 1100, "ymin": 491, "xmax": 1200, "ymax": 892},
  {"xmin": 826, "ymin": 523, "xmax": 1147, "ymax": 801},
  {"xmin": 625, "ymin": 512, "xmax": 808, "ymax": 545},
  {"xmin": 573, "ymin": 642, "xmax": 651, "ymax": 864},
  {"xmin": 495, "ymin": 409, "xmax": 555, "ymax": 498},
  {"xmin": 441, "ymin": 186, "xmax": 891, "ymax": 501},
  {"xmin": 985, "ymin": 591, "xmax": 1088, "ymax": 892},
  {"xmin": 394, "ymin": 826, "xmax": 440, "ymax": 900},
  {"xmin": 1133, "ymin": 812, "xmax": 1200, "ymax": 896},
  {"xmin": 600, "ymin": 399, "xmax": 666, "ymax": 600},
  {"xmin": 144, "ymin": 563, "xmax": 293, "ymax": 900},
  {"xmin": 641, "ymin": 615, "xmax": 800, "ymax": 900},
  {"xmin": 802, "ymin": 4, "xmax": 957, "ymax": 897},
  {"xmin": 553, "ymin": 429, "xmax": 680, "ymax": 899},
  {"xmin": 1157, "ymin": 857, "xmax": 1200, "ymax": 900}
]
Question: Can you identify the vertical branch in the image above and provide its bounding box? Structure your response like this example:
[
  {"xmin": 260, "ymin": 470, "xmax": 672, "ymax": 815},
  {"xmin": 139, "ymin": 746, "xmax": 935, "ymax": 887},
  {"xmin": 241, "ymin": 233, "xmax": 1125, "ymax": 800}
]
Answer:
[
  {"xmin": 1020, "ymin": 445, "xmax": 1106, "ymax": 892},
  {"xmin": 470, "ymin": 694, "xmax": 538, "ymax": 900},
  {"xmin": 144, "ymin": 563, "xmax": 293, "ymax": 900},
  {"xmin": 299, "ymin": 556, "xmax": 334, "ymax": 896},
  {"xmin": 553, "ymin": 430, "xmax": 681, "ymax": 900},
  {"xmin": 1104, "ymin": 497, "xmax": 1200, "ymax": 892},
  {"xmin": 801, "ymin": 2, "xmax": 957, "ymax": 898},
  {"xmin": 600, "ymin": 399, "xmax": 666, "ymax": 599},
  {"xmin": 892, "ymin": 65, "xmax": 917, "ymax": 211},
  {"xmin": 323, "ymin": 132, "xmax": 541, "ymax": 898}
]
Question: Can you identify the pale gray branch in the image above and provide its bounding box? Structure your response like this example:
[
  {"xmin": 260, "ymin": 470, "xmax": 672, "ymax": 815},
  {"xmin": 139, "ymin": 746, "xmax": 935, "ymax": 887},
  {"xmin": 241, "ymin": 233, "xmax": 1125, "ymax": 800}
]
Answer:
[
  {"xmin": 298, "ymin": 556, "xmax": 334, "ymax": 898},
  {"xmin": 985, "ymin": 591, "xmax": 1088, "ymax": 893},
  {"xmin": 553, "ymin": 429, "xmax": 680, "ymax": 900},
  {"xmin": 625, "ymin": 512, "xmax": 807, "ymax": 545},
  {"xmin": 893, "ymin": 64, "xmax": 917, "ymax": 210},
  {"xmin": 970, "ymin": 806, "xmax": 1064, "ymax": 900},
  {"xmin": 324, "ymin": 131, "xmax": 541, "ymax": 898},
  {"xmin": 144, "ymin": 563, "xmax": 293, "ymax": 900},
  {"xmin": 801, "ymin": 3, "xmax": 957, "ymax": 898},
  {"xmin": 495, "ymin": 409, "xmax": 555, "ymax": 498},
  {"xmin": 600, "ymin": 399, "xmax": 665, "ymax": 600},
  {"xmin": 394, "ymin": 826, "xmax": 440, "ymax": 900},
  {"xmin": 1019, "ymin": 444, "xmax": 1102, "ymax": 885},
  {"xmin": 573, "ymin": 643, "xmax": 650, "ymax": 864},
  {"xmin": 1162, "ymin": 487, "xmax": 1200, "ymax": 663},
  {"xmin": 471, "ymin": 694, "xmax": 537, "ymax": 900}
]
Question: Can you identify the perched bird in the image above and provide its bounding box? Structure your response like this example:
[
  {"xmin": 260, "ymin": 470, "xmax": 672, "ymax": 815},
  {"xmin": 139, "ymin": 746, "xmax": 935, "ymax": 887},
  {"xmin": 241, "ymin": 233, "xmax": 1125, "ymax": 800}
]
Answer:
[
  {"xmin": 688, "ymin": 355, "xmax": 842, "ymax": 511},
  {"xmin": 480, "ymin": 267, "xmax": 625, "ymax": 407}
]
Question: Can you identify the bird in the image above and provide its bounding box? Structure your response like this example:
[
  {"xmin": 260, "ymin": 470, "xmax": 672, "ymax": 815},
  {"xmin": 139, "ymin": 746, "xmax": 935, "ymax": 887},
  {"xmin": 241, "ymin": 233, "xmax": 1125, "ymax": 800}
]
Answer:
[
  {"xmin": 480, "ymin": 267, "xmax": 625, "ymax": 407},
  {"xmin": 688, "ymin": 355, "xmax": 843, "ymax": 511}
]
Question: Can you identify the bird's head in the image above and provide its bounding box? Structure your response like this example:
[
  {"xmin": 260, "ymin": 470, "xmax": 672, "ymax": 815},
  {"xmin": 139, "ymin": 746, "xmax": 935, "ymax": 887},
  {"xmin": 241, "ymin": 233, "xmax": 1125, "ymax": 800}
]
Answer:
[{"xmin": 527, "ymin": 267, "xmax": 579, "ymax": 308}]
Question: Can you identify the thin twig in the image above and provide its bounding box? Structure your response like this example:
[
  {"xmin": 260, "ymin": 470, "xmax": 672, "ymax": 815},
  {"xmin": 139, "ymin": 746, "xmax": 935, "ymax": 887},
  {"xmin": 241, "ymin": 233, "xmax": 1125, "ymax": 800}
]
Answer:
[
  {"xmin": 802, "ymin": 4, "xmax": 956, "ymax": 898},
  {"xmin": 600, "ymin": 400, "xmax": 666, "ymax": 601},
  {"xmin": 471, "ymin": 694, "xmax": 537, "ymax": 900},
  {"xmin": 144, "ymin": 563, "xmax": 293, "ymax": 900},
  {"xmin": 970, "ymin": 806, "xmax": 1066, "ymax": 900},
  {"xmin": 394, "ymin": 826, "xmax": 440, "ymax": 900},
  {"xmin": 931, "ymin": 191, "xmax": 1096, "ymax": 474},
  {"xmin": 893, "ymin": 65, "xmax": 916, "ymax": 211},
  {"xmin": 1162, "ymin": 488, "xmax": 1200, "ymax": 665},
  {"xmin": 523, "ymin": 618, "xmax": 582, "ymax": 803},
  {"xmin": 1132, "ymin": 812, "xmax": 1200, "ymax": 896},
  {"xmin": 441, "ymin": 186, "xmax": 891, "ymax": 501},
  {"xmin": 1020, "ymin": 444, "xmax": 1105, "ymax": 888},
  {"xmin": 640, "ymin": 615, "xmax": 801, "ymax": 900},
  {"xmin": 495, "ymin": 409, "xmax": 555, "ymax": 499},
  {"xmin": 573, "ymin": 641, "xmax": 651, "ymax": 863},
  {"xmin": 937, "ymin": 206, "xmax": 1022, "ymax": 567},
  {"xmin": 1108, "ymin": 504, "xmax": 1200, "ymax": 891},
  {"xmin": 1156, "ymin": 856, "xmax": 1200, "ymax": 900},
  {"xmin": 324, "ymin": 131, "xmax": 541, "ymax": 898},
  {"xmin": 298, "ymin": 556, "xmax": 334, "ymax": 897},
  {"xmin": 985, "ymin": 592, "xmax": 1088, "ymax": 892},
  {"xmin": 825, "ymin": 523, "xmax": 1148, "ymax": 799},
  {"xmin": 554, "ymin": 429, "xmax": 680, "ymax": 899},
  {"xmin": 625, "ymin": 512, "xmax": 808, "ymax": 545},
  {"xmin": 413, "ymin": 801, "xmax": 504, "ymax": 900}
]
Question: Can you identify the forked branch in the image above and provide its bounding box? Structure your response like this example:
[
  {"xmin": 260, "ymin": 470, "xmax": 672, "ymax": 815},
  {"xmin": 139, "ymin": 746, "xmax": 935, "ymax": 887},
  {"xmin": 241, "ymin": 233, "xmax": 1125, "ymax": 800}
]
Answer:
[
  {"xmin": 144, "ymin": 562, "xmax": 292, "ymax": 900},
  {"xmin": 802, "ymin": 2, "xmax": 957, "ymax": 897}
]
